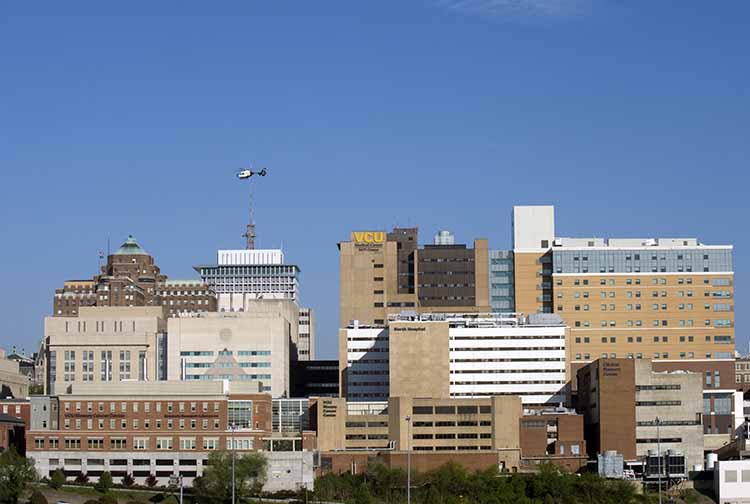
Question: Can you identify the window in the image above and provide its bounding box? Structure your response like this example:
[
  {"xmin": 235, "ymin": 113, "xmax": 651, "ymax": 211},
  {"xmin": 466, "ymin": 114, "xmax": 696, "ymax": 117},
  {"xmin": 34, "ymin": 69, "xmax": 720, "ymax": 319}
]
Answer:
[
  {"xmin": 119, "ymin": 350, "xmax": 131, "ymax": 380},
  {"xmin": 725, "ymin": 470, "xmax": 737, "ymax": 483},
  {"xmin": 63, "ymin": 350, "xmax": 76, "ymax": 382},
  {"xmin": 156, "ymin": 438, "xmax": 173, "ymax": 450}
]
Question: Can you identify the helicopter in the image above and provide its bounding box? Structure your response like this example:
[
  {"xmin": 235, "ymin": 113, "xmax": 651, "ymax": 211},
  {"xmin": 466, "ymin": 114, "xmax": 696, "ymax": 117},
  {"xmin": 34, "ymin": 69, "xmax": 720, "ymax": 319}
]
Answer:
[{"xmin": 237, "ymin": 168, "xmax": 267, "ymax": 179}]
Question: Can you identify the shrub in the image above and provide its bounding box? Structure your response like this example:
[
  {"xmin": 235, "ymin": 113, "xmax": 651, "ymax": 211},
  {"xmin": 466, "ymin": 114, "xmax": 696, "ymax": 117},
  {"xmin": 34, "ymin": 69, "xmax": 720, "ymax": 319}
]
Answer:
[
  {"xmin": 49, "ymin": 468, "xmax": 66, "ymax": 490},
  {"xmin": 98, "ymin": 495, "xmax": 118, "ymax": 504},
  {"xmin": 121, "ymin": 473, "xmax": 135, "ymax": 487},
  {"xmin": 95, "ymin": 471, "xmax": 113, "ymax": 494},
  {"xmin": 29, "ymin": 489, "xmax": 49, "ymax": 504},
  {"xmin": 75, "ymin": 472, "xmax": 90, "ymax": 484},
  {"xmin": 145, "ymin": 473, "xmax": 158, "ymax": 488}
]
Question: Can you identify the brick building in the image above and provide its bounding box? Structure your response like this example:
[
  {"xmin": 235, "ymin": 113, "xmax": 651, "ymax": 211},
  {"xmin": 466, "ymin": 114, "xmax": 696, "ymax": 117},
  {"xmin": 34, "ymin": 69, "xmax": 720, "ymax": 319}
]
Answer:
[
  {"xmin": 53, "ymin": 236, "xmax": 216, "ymax": 318},
  {"xmin": 27, "ymin": 381, "xmax": 315, "ymax": 489}
]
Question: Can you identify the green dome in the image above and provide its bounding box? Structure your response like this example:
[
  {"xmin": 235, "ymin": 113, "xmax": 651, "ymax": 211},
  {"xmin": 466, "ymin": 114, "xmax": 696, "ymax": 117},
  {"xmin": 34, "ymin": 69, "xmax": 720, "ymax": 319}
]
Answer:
[{"xmin": 114, "ymin": 235, "xmax": 148, "ymax": 255}]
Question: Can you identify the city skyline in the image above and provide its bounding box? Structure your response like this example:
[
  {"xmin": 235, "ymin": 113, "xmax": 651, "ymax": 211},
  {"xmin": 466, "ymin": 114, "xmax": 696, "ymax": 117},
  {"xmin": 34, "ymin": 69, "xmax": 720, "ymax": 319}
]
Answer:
[{"xmin": 2, "ymin": 1, "xmax": 748, "ymax": 358}]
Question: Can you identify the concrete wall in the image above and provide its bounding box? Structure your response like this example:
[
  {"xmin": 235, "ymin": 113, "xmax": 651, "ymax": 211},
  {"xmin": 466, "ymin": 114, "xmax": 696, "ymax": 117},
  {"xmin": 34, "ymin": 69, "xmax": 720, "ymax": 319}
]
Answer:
[
  {"xmin": 715, "ymin": 460, "xmax": 750, "ymax": 504},
  {"xmin": 167, "ymin": 307, "xmax": 292, "ymax": 397},
  {"xmin": 388, "ymin": 321, "xmax": 449, "ymax": 398}
]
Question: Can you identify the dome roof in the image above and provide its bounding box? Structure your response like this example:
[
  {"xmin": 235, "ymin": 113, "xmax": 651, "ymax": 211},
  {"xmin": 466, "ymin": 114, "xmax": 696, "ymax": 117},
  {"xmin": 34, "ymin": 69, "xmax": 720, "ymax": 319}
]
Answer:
[{"xmin": 113, "ymin": 235, "xmax": 149, "ymax": 255}]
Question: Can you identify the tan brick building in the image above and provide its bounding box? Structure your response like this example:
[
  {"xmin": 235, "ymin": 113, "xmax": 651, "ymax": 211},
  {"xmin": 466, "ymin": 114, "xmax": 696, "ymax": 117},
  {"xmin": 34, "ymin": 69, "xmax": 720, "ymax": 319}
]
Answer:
[{"xmin": 338, "ymin": 228, "xmax": 489, "ymax": 328}]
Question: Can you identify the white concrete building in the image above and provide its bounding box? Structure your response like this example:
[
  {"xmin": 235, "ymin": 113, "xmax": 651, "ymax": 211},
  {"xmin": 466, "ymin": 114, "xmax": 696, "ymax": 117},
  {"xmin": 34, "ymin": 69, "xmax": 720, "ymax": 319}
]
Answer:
[
  {"xmin": 195, "ymin": 249, "xmax": 300, "ymax": 310},
  {"xmin": 167, "ymin": 301, "xmax": 297, "ymax": 397},
  {"xmin": 342, "ymin": 313, "xmax": 568, "ymax": 406},
  {"xmin": 448, "ymin": 313, "xmax": 568, "ymax": 405},
  {"xmin": 341, "ymin": 325, "xmax": 389, "ymax": 401},
  {"xmin": 714, "ymin": 460, "xmax": 750, "ymax": 504}
]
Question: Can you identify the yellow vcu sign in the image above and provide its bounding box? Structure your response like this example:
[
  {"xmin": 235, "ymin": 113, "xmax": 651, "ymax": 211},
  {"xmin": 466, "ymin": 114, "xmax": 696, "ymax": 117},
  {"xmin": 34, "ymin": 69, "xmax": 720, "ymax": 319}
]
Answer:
[{"xmin": 352, "ymin": 231, "xmax": 385, "ymax": 244}]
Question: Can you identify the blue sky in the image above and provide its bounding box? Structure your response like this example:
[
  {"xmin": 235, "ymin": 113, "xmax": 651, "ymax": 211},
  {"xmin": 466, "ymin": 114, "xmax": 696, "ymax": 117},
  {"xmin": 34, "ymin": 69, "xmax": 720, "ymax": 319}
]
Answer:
[{"xmin": 1, "ymin": 1, "xmax": 748, "ymax": 358}]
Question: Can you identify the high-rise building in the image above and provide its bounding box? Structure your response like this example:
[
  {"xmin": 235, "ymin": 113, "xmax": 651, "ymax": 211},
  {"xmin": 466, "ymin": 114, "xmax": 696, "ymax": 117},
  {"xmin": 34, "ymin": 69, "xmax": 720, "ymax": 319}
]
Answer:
[
  {"xmin": 195, "ymin": 249, "xmax": 300, "ymax": 309},
  {"xmin": 341, "ymin": 313, "xmax": 569, "ymax": 406},
  {"xmin": 53, "ymin": 236, "xmax": 217, "ymax": 318},
  {"xmin": 509, "ymin": 205, "xmax": 735, "ymax": 369},
  {"xmin": 510, "ymin": 205, "xmax": 736, "ymax": 445},
  {"xmin": 338, "ymin": 227, "xmax": 490, "ymax": 328},
  {"xmin": 195, "ymin": 249, "xmax": 315, "ymax": 362}
]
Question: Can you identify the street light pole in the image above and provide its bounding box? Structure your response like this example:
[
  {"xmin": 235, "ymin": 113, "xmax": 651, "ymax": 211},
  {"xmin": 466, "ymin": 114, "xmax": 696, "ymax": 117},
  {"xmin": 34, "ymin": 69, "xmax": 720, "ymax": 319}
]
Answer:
[
  {"xmin": 656, "ymin": 417, "xmax": 662, "ymax": 504},
  {"xmin": 231, "ymin": 423, "xmax": 236, "ymax": 504},
  {"xmin": 405, "ymin": 415, "xmax": 411, "ymax": 504}
]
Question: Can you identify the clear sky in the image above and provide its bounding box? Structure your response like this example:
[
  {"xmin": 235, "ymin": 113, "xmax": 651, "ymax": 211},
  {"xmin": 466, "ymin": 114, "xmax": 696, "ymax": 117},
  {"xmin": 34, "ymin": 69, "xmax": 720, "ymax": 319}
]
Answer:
[{"xmin": 1, "ymin": 1, "xmax": 748, "ymax": 358}]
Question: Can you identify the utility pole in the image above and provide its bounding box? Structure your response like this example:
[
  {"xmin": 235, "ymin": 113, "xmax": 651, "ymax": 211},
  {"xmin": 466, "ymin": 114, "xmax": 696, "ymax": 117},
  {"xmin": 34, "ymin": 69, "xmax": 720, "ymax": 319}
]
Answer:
[
  {"xmin": 405, "ymin": 415, "xmax": 412, "ymax": 504},
  {"xmin": 656, "ymin": 416, "xmax": 662, "ymax": 504}
]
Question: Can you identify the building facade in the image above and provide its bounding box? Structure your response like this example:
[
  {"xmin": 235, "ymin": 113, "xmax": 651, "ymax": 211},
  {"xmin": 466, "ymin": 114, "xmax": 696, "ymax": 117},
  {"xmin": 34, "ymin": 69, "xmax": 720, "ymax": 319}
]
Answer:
[
  {"xmin": 297, "ymin": 307, "xmax": 315, "ymax": 360},
  {"xmin": 489, "ymin": 250, "xmax": 515, "ymax": 312},
  {"xmin": 195, "ymin": 249, "xmax": 300, "ymax": 309},
  {"xmin": 43, "ymin": 307, "xmax": 168, "ymax": 394},
  {"xmin": 53, "ymin": 236, "xmax": 216, "ymax": 318},
  {"xmin": 341, "ymin": 313, "xmax": 569, "ymax": 406},
  {"xmin": 338, "ymin": 228, "xmax": 490, "ymax": 328},
  {"xmin": 0, "ymin": 348, "xmax": 30, "ymax": 399},
  {"xmin": 577, "ymin": 358, "xmax": 704, "ymax": 471},
  {"xmin": 26, "ymin": 381, "xmax": 314, "ymax": 490},
  {"xmin": 290, "ymin": 360, "xmax": 339, "ymax": 398},
  {"xmin": 167, "ymin": 302, "xmax": 296, "ymax": 397}
]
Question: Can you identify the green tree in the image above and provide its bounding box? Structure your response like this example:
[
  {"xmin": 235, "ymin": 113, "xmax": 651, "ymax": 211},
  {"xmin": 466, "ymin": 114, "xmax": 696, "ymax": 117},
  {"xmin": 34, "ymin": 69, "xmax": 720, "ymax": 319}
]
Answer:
[
  {"xmin": 192, "ymin": 450, "xmax": 267, "ymax": 504},
  {"xmin": 145, "ymin": 473, "xmax": 158, "ymax": 488},
  {"xmin": 95, "ymin": 471, "xmax": 113, "ymax": 494},
  {"xmin": 0, "ymin": 447, "xmax": 38, "ymax": 504},
  {"xmin": 48, "ymin": 468, "xmax": 65, "ymax": 490}
]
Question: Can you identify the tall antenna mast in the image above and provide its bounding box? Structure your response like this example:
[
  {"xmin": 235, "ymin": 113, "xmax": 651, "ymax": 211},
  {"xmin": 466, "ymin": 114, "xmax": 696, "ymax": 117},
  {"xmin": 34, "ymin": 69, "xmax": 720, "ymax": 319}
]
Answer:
[{"xmin": 236, "ymin": 166, "xmax": 268, "ymax": 249}]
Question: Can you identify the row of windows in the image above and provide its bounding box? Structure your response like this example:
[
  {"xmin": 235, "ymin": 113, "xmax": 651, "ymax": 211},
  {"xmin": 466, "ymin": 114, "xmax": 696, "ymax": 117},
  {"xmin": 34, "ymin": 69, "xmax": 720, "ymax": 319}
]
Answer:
[
  {"xmin": 63, "ymin": 401, "xmax": 220, "ymax": 414},
  {"xmin": 34, "ymin": 436, "xmax": 242, "ymax": 451},
  {"xmin": 575, "ymin": 335, "xmax": 733, "ymax": 344},
  {"xmin": 574, "ymin": 351, "xmax": 733, "ymax": 360},
  {"xmin": 64, "ymin": 417, "xmax": 223, "ymax": 431},
  {"xmin": 559, "ymin": 277, "xmax": 730, "ymax": 287},
  {"xmin": 572, "ymin": 319, "xmax": 733, "ymax": 328}
]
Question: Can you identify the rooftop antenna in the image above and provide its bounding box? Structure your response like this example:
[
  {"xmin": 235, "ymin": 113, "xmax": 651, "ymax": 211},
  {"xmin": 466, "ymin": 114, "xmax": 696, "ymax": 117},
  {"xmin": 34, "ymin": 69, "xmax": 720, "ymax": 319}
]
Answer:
[{"xmin": 236, "ymin": 166, "xmax": 268, "ymax": 249}]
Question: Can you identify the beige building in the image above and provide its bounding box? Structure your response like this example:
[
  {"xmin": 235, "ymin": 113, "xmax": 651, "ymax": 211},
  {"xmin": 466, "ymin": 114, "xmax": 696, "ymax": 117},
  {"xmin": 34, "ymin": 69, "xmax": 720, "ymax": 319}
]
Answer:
[
  {"xmin": 341, "ymin": 313, "xmax": 569, "ymax": 406},
  {"xmin": 43, "ymin": 307, "xmax": 167, "ymax": 394},
  {"xmin": 297, "ymin": 307, "xmax": 315, "ymax": 360},
  {"xmin": 167, "ymin": 299, "xmax": 297, "ymax": 397},
  {"xmin": 312, "ymin": 395, "xmax": 522, "ymax": 471},
  {"xmin": 0, "ymin": 348, "xmax": 30, "ymax": 398},
  {"xmin": 338, "ymin": 228, "xmax": 490, "ymax": 328},
  {"xmin": 511, "ymin": 206, "xmax": 735, "ymax": 370}
]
